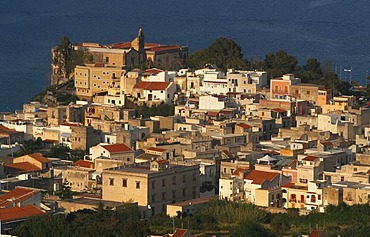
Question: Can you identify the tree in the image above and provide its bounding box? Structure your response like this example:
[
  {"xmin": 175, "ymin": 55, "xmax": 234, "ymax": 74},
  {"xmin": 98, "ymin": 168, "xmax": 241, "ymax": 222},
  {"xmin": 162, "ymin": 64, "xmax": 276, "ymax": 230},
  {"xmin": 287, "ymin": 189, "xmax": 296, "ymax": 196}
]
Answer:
[
  {"xmin": 232, "ymin": 221, "xmax": 274, "ymax": 237},
  {"xmin": 188, "ymin": 37, "xmax": 249, "ymax": 71},
  {"xmin": 263, "ymin": 50, "xmax": 298, "ymax": 79}
]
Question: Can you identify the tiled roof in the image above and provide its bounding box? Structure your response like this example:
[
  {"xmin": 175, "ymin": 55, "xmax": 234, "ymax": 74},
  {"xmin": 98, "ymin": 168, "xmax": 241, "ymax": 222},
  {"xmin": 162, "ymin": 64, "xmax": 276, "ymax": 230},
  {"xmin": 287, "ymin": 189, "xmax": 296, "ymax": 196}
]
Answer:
[
  {"xmin": 0, "ymin": 205, "xmax": 45, "ymax": 222},
  {"xmin": 155, "ymin": 159, "xmax": 169, "ymax": 164},
  {"xmin": 5, "ymin": 162, "xmax": 41, "ymax": 173},
  {"xmin": 144, "ymin": 43, "xmax": 160, "ymax": 48},
  {"xmin": 27, "ymin": 153, "xmax": 50, "ymax": 163},
  {"xmin": 222, "ymin": 150, "xmax": 233, "ymax": 159},
  {"xmin": 148, "ymin": 147, "xmax": 166, "ymax": 152},
  {"xmin": 282, "ymin": 182, "xmax": 295, "ymax": 188},
  {"xmin": 94, "ymin": 62, "xmax": 105, "ymax": 67},
  {"xmin": 308, "ymin": 230, "xmax": 324, "ymax": 237},
  {"xmin": 112, "ymin": 42, "xmax": 132, "ymax": 49},
  {"xmin": 0, "ymin": 125, "xmax": 13, "ymax": 131},
  {"xmin": 321, "ymin": 141, "xmax": 333, "ymax": 146},
  {"xmin": 263, "ymin": 150, "xmax": 280, "ymax": 155},
  {"xmin": 302, "ymin": 156, "xmax": 320, "ymax": 162},
  {"xmin": 43, "ymin": 139, "xmax": 59, "ymax": 143},
  {"xmin": 74, "ymin": 160, "xmax": 94, "ymax": 169},
  {"xmin": 149, "ymin": 45, "xmax": 181, "ymax": 52},
  {"xmin": 101, "ymin": 143, "xmax": 132, "ymax": 153},
  {"xmin": 232, "ymin": 167, "xmax": 248, "ymax": 176},
  {"xmin": 244, "ymin": 170, "xmax": 279, "ymax": 184},
  {"xmin": 172, "ymin": 229, "xmax": 188, "ymax": 237},
  {"xmin": 133, "ymin": 81, "xmax": 170, "ymax": 90},
  {"xmin": 207, "ymin": 111, "xmax": 219, "ymax": 117},
  {"xmin": 0, "ymin": 187, "xmax": 40, "ymax": 208},
  {"xmin": 237, "ymin": 123, "xmax": 252, "ymax": 129},
  {"xmin": 145, "ymin": 68, "xmax": 163, "ymax": 75},
  {"xmin": 272, "ymin": 108, "xmax": 287, "ymax": 113}
]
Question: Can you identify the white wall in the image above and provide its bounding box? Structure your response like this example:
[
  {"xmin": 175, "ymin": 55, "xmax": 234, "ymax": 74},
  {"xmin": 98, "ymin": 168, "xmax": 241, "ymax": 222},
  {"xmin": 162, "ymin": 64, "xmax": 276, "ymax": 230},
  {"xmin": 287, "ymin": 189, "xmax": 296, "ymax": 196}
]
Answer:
[{"xmin": 199, "ymin": 96, "xmax": 225, "ymax": 110}]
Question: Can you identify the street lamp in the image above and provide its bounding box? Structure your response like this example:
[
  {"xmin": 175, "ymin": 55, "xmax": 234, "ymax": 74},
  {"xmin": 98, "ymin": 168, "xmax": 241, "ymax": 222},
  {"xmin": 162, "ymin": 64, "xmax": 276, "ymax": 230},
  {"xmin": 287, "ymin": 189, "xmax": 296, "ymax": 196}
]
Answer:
[{"xmin": 343, "ymin": 68, "xmax": 352, "ymax": 84}]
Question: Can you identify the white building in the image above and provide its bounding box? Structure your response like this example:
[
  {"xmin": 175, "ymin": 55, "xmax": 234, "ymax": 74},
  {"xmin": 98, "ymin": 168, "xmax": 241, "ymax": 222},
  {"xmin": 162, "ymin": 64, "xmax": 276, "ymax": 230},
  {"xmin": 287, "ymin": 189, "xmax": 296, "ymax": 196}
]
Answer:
[
  {"xmin": 89, "ymin": 143, "xmax": 134, "ymax": 163},
  {"xmin": 132, "ymin": 81, "xmax": 176, "ymax": 104},
  {"xmin": 227, "ymin": 70, "xmax": 267, "ymax": 91},
  {"xmin": 198, "ymin": 95, "xmax": 226, "ymax": 110},
  {"xmin": 199, "ymin": 70, "xmax": 227, "ymax": 95},
  {"xmin": 142, "ymin": 68, "xmax": 176, "ymax": 82}
]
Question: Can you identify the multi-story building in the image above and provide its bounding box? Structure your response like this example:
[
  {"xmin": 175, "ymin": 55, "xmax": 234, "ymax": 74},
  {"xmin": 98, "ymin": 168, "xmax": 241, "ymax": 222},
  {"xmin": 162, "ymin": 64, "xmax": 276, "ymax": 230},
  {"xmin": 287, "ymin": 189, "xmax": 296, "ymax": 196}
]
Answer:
[
  {"xmin": 290, "ymin": 84, "xmax": 331, "ymax": 106},
  {"xmin": 227, "ymin": 69, "xmax": 267, "ymax": 92},
  {"xmin": 102, "ymin": 160, "xmax": 200, "ymax": 218},
  {"xmin": 89, "ymin": 143, "xmax": 134, "ymax": 164},
  {"xmin": 270, "ymin": 74, "xmax": 301, "ymax": 100},
  {"xmin": 132, "ymin": 81, "xmax": 176, "ymax": 105},
  {"xmin": 74, "ymin": 64, "xmax": 126, "ymax": 101}
]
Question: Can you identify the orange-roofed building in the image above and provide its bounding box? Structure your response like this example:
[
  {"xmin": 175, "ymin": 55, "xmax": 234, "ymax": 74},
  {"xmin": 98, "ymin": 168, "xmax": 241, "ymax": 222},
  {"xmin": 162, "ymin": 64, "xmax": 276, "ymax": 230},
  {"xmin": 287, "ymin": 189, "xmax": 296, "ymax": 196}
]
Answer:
[
  {"xmin": 0, "ymin": 187, "xmax": 42, "ymax": 208},
  {"xmin": 243, "ymin": 170, "xmax": 291, "ymax": 207},
  {"xmin": 13, "ymin": 153, "xmax": 51, "ymax": 171},
  {"xmin": 74, "ymin": 159, "xmax": 94, "ymax": 169},
  {"xmin": 145, "ymin": 147, "xmax": 174, "ymax": 161},
  {"xmin": 172, "ymin": 229, "xmax": 191, "ymax": 237},
  {"xmin": 132, "ymin": 81, "xmax": 176, "ymax": 105},
  {"xmin": 0, "ymin": 205, "xmax": 45, "ymax": 233},
  {"xmin": 4, "ymin": 162, "xmax": 41, "ymax": 177},
  {"xmin": 90, "ymin": 143, "xmax": 135, "ymax": 165},
  {"xmin": 146, "ymin": 44, "xmax": 188, "ymax": 70}
]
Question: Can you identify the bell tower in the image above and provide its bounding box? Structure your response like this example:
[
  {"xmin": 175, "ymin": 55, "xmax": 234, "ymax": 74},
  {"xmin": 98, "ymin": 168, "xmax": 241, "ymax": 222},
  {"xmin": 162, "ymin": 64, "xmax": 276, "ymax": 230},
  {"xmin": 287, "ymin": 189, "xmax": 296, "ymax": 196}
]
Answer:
[{"xmin": 131, "ymin": 28, "xmax": 146, "ymax": 64}]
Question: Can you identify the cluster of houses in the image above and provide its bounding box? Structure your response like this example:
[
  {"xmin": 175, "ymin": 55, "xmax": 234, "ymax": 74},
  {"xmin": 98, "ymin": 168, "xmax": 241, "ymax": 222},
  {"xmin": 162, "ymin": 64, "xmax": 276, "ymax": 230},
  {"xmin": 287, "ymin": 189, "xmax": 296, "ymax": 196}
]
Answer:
[{"xmin": 0, "ymin": 30, "xmax": 370, "ymax": 235}]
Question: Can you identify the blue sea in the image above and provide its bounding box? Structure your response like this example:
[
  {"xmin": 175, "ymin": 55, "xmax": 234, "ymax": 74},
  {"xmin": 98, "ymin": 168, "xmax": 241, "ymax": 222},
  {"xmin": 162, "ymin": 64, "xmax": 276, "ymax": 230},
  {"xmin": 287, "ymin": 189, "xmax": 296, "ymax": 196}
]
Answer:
[{"xmin": 0, "ymin": 0, "xmax": 369, "ymax": 111}]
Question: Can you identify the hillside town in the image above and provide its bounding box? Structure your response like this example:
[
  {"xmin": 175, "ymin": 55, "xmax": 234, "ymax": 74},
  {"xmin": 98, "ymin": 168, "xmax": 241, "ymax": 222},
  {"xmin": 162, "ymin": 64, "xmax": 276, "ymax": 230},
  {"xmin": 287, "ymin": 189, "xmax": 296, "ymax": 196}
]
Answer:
[{"xmin": 0, "ymin": 29, "xmax": 369, "ymax": 236}]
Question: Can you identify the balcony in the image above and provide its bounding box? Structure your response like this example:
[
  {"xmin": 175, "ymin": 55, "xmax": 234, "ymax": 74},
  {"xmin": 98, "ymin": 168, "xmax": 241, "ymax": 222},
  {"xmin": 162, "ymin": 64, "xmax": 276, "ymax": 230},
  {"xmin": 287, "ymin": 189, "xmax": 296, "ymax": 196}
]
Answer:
[{"xmin": 272, "ymin": 90, "xmax": 289, "ymax": 94}]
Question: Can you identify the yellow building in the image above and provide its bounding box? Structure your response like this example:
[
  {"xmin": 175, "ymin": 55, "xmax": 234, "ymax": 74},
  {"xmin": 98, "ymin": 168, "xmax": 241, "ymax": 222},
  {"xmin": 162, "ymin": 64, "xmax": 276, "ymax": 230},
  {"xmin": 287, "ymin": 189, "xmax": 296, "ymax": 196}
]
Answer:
[
  {"xmin": 102, "ymin": 160, "xmax": 200, "ymax": 218},
  {"xmin": 321, "ymin": 95, "xmax": 356, "ymax": 113},
  {"xmin": 74, "ymin": 64, "xmax": 126, "ymax": 101}
]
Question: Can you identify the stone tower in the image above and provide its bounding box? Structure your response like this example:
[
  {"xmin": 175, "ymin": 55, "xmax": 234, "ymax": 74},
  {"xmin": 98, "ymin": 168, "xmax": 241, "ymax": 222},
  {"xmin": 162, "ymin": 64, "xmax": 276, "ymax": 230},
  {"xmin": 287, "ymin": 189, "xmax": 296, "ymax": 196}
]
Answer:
[{"xmin": 131, "ymin": 28, "xmax": 146, "ymax": 64}]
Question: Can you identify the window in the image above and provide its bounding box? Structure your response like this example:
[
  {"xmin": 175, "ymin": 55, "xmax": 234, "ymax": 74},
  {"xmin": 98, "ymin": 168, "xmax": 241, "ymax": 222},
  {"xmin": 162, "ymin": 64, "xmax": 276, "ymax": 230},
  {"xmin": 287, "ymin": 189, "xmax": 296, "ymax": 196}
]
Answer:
[
  {"xmin": 122, "ymin": 179, "xmax": 127, "ymax": 187},
  {"xmin": 136, "ymin": 181, "xmax": 141, "ymax": 189},
  {"xmin": 182, "ymin": 175, "xmax": 186, "ymax": 183},
  {"xmin": 152, "ymin": 194, "xmax": 156, "ymax": 202},
  {"xmin": 183, "ymin": 188, "xmax": 186, "ymax": 196},
  {"xmin": 172, "ymin": 191, "xmax": 176, "ymax": 199},
  {"xmin": 152, "ymin": 181, "xmax": 155, "ymax": 189},
  {"xmin": 162, "ymin": 179, "xmax": 166, "ymax": 187},
  {"xmin": 192, "ymin": 173, "xmax": 197, "ymax": 181},
  {"xmin": 162, "ymin": 192, "xmax": 166, "ymax": 201},
  {"xmin": 109, "ymin": 178, "xmax": 114, "ymax": 186},
  {"xmin": 172, "ymin": 176, "xmax": 176, "ymax": 185}
]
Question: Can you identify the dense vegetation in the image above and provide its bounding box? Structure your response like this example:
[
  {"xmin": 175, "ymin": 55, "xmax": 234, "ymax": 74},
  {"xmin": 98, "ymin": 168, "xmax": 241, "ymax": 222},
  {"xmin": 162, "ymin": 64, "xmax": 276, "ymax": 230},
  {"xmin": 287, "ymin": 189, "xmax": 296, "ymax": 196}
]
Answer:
[
  {"xmin": 14, "ymin": 200, "xmax": 370, "ymax": 237},
  {"xmin": 188, "ymin": 37, "xmax": 357, "ymax": 96},
  {"xmin": 53, "ymin": 36, "xmax": 93, "ymax": 78},
  {"xmin": 188, "ymin": 37, "xmax": 249, "ymax": 71},
  {"xmin": 125, "ymin": 99, "xmax": 175, "ymax": 118}
]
